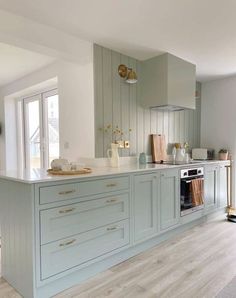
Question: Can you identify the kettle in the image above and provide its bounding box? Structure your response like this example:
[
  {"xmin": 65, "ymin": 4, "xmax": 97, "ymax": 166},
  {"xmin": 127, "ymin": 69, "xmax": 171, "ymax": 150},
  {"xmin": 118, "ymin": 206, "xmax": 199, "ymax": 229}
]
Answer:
[{"xmin": 176, "ymin": 148, "xmax": 185, "ymax": 163}]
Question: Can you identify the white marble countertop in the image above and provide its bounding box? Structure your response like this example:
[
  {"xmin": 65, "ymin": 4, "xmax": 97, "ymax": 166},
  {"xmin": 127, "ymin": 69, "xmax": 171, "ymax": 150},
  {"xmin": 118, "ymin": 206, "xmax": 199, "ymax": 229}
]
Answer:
[{"xmin": 0, "ymin": 160, "xmax": 230, "ymax": 184}]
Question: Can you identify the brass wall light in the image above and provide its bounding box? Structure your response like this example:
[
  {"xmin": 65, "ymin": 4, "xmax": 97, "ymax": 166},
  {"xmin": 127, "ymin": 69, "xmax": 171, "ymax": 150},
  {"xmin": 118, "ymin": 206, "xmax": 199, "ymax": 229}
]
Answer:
[{"xmin": 118, "ymin": 64, "xmax": 138, "ymax": 84}]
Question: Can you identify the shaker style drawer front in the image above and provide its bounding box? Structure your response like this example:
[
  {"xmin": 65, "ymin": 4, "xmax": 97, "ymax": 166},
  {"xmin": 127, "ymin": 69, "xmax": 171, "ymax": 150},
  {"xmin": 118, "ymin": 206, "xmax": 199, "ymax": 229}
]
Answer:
[
  {"xmin": 40, "ymin": 183, "xmax": 79, "ymax": 204},
  {"xmin": 77, "ymin": 176, "xmax": 129, "ymax": 197},
  {"xmin": 40, "ymin": 193, "xmax": 130, "ymax": 244},
  {"xmin": 39, "ymin": 176, "xmax": 129, "ymax": 204},
  {"xmin": 40, "ymin": 219, "xmax": 130, "ymax": 280}
]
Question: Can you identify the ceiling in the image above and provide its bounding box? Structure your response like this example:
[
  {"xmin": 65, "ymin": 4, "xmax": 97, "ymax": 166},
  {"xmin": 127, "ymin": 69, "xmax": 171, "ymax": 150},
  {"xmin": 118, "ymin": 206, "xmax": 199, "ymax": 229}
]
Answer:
[
  {"xmin": 0, "ymin": 43, "xmax": 55, "ymax": 87},
  {"xmin": 0, "ymin": 0, "xmax": 236, "ymax": 81}
]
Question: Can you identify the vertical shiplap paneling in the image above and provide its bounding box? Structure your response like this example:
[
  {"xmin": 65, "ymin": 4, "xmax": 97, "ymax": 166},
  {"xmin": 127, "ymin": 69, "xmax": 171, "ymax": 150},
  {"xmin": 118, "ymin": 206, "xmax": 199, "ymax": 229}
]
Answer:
[
  {"xmin": 157, "ymin": 111, "xmax": 164, "ymax": 134},
  {"xmin": 163, "ymin": 111, "xmax": 169, "ymax": 145},
  {"xmin": 120, "ymin": 54, "xmax": 130, "ymax": 157},
  {"xmin": 168, "ymin": 111, "xmax": 175, "ymax": 144},
  {"xmin": 136, "ymin": 61, "xmax": 144, "ymax": 154},
  {"xmin": 94, "ymin": 44, "xmax": 104, "ymax": 157},
  {"xmin": 174, "ymin": 111, "xmax": 180, "ymax": 143},
  {"xmin": 144, "ymin": 109, "xmax": 151, "ymax": 154},
  {"xmin": 179, "ymin": 110, "xmax": 185, "ymax": 143},
  {"xmin": 188, "ymin": 109, "xmax": 194, "ymax": 149},
  {"xmin": 184, "ymin": 110, "xmax": 189, "ymax": 145},
  {"xmin": 111, "ymin": 51, "xmax": 121, "ymax": 142},
  {"xmin": 94, "ymin": 44, "xmax": 201, "ymax": 157},
  {"xmin": 102, "ymin": 48, "xmax": 113, "ymax": 156},
  {"xmin": 150, "ymin": 110, "xmax": 157, "ymax": 134},
  {"xmin": 129, "ymin": 57, "xmax": 137, "ymax": 156}
]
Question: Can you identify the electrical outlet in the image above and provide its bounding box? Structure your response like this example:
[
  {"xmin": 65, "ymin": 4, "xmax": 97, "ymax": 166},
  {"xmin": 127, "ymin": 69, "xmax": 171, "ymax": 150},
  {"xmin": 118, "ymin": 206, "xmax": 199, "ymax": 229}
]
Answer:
[
  {"xmin": 117, "ymin": 140, "xmax": 125, "ymax": 148},
  {"xmin": 124, "ymin": 140, "xmax": 130, "ymax": 148},
  {"xmin": 64, "ymin": 142, "xmax": 69, "ymax": 149}
]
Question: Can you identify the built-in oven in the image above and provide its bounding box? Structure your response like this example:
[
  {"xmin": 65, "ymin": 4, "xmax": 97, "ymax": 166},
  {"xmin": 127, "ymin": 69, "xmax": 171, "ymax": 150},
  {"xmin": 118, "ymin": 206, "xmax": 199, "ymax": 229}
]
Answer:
[{"xmin": 180, "ymin": 167, "xmax": 204, "ymax": 216}]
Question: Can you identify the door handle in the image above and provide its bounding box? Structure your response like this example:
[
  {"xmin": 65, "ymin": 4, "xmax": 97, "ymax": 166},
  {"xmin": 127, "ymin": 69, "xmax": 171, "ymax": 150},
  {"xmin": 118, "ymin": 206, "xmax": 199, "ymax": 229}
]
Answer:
[
  {"xmin": 59, "ymin": 239, "xmax": 76, "ymax": 247},
  {"xmin": 58, "ymin": 190, "xmax": 76, "ymax": 195},
  {"xmin": 106, "ymin": 198, "xmax": 118, "ymax": 203},
  {"xmin": 59, "ymin": 207, "xmax": 76, "ymax": 214},
  {"xmin": 107, "ymin": 226, "xmax": 118, "ymax": 231},
  {"xmin": 106, "ymin": 183, "xmax": 117, "ymax": 187}
]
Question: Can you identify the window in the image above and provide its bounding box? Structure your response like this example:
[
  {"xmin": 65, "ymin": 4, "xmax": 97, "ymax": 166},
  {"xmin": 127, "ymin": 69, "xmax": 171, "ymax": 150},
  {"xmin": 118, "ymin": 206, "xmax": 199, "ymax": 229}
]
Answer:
[{"xmin": 17, "ymin": 89, "xmax": 59, "ymax": 169}]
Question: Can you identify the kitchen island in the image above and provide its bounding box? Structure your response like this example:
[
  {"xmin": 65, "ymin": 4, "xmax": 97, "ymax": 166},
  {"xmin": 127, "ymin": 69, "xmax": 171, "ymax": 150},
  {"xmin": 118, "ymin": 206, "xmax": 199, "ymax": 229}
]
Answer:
[{"xmin": 0, "ymin": 160, "xmax": 230, "ymax": 298}]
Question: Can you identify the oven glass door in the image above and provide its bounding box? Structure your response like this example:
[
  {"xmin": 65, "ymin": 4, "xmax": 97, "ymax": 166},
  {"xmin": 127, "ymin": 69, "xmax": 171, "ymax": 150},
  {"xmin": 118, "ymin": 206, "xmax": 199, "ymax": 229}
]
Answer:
[{"xmin": 180, "ymin": 175, "xmax": 204, "ymax": 216}]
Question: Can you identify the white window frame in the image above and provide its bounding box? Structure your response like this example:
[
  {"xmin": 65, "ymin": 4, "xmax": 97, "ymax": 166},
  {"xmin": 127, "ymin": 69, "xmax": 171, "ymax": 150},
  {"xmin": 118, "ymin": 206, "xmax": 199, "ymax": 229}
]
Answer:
[{"xmin": 16, "ymin": 88, "xmax": 59, "ymax": 170}]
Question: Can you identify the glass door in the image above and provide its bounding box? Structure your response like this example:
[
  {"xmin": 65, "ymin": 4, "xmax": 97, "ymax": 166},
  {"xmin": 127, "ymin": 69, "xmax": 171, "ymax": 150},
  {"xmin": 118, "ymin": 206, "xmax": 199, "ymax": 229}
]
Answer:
[
  {"xmin": 23, "ymin": 89, "xmax": 59, "ymax": 169},
  {"xmin": 43, "ymin": 90, "xmax": 59, "ymax": 166},
  {"xmin": 24, "ymin": 95, "xmax": 42, "ymax": 169}
]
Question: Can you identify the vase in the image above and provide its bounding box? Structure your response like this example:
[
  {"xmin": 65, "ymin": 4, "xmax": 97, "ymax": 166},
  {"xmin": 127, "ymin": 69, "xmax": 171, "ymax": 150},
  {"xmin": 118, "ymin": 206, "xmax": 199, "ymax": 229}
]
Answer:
[
  {"xmin": 219, "ymin": 152, "xmax": 228, "ymax": 160},
  {"xmin": 107, "ymin": 143, "xmax": 120, "ymax": 167},
  {"xmin": 139, "ymin": 152, "xmax": 147, "ymax": 164}
]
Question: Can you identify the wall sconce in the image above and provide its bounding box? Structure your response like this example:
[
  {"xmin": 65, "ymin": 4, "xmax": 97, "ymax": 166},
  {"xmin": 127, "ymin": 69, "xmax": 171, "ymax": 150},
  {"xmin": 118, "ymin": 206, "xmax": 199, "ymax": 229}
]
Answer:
[{"xmin": 118, "ymin": 64, "xmax": 138, "ymax": 84}]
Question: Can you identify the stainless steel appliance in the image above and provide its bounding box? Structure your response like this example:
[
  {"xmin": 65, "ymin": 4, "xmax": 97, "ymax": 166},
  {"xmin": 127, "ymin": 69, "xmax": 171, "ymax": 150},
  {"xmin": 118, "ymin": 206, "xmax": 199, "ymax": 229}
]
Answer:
[{"xmin": 180, "ymin": 167, "xmax": 204, "ymax": 216}]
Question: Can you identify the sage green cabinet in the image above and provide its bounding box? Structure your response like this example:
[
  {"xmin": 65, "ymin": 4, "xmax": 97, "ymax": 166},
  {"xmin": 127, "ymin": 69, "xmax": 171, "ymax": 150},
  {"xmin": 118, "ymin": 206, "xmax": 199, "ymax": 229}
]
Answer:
[
  {"xmin": 204, "ymin": 165, "xmax": 218, "ymax": 213},
  {"xmin": 218, "ymin": 165, "xmax": 228, "ymax": 208},
  {"xmin": 133, "ymin": 173, "xmax": 159, "ymax": 242},
  {"xmin": 160, "ymin": 169, "xmax": 180, "ymax": 230}
]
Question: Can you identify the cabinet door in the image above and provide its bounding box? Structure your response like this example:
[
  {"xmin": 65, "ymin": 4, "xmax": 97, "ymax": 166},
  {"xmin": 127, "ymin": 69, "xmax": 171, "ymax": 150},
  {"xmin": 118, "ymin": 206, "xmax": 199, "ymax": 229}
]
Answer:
[
  {"xmin": 218, "ymin": 165, "xmax": 228, "ymax": 208},
  {"xmin": 134, "ymin": 173, "xmax": 159, "ymax": 242},
  {"xmin": 160, "ymin": 169, "xmax": 180, "ymax": 230},
  {"xmin": 204, "ymin": 165, "xmax": 218, "ymax": 212}
]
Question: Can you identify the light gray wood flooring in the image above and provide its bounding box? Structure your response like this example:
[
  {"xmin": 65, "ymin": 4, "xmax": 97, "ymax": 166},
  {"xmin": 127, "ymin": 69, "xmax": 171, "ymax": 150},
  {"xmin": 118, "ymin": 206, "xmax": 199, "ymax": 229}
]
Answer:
[{"xmin": 1, "ymin": 216, "xmax": 236, "ymax": 298}]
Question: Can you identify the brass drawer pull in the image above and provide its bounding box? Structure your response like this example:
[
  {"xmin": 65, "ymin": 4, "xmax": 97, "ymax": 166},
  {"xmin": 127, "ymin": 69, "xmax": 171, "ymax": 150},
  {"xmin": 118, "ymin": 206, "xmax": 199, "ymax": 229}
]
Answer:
[
  {"xmin": 59, "ymin": 239, "xmax": 76, "ymax": 247},
  {"xmin": 58, "ymin": 190, "xmax": 76, "ymax": 195},
  {"xmin": 59, "ymin": 207, "xmax": 76, "ymax": 214},
  {"xmin": 106, "ymin": 198, "xmax": 118, "ymax": 203},
  {"xmin": 107, "ymin": 226, "xmax": 118, "ymax": 231},
  {"xmin": 106, "ymin": 183, "xmax": 117, "ymax": 187}
]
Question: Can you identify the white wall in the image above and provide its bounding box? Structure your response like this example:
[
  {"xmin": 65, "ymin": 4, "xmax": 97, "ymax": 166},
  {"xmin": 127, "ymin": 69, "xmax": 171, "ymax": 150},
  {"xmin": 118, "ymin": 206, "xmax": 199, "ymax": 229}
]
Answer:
[
  {"xmin": 58, "ymin": 61, "xmax": 94, "ymax": 161},
  {"xmin": 201, "ymin": 76, "xmax": 236, "ymax": 205},
  {"xmin": 0, "ymin": 9, "xmax": 92, "ymax": 65},
  {"xmin": 0, "ymin": 8, "xmax": 95, "ymax": 169},
  {"xmin": 0, "ymin": 59, "xmax": 94, "ymax": 170}
]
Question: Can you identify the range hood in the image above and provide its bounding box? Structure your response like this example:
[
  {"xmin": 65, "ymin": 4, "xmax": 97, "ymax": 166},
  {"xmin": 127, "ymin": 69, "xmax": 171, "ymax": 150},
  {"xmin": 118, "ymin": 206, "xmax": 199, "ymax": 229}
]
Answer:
[
  {"xmin": 141, "ymin": 53, "xmax": 196, "ymax": 111},
  {"xmin": 151, "ymin": 105, "xmax": 184, "ymax": 112}
]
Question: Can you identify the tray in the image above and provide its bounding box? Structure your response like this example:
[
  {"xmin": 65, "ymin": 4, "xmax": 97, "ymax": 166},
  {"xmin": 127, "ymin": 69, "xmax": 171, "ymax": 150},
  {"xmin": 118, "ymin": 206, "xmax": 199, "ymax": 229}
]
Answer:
[{"xmin": 47, "ymin": 167, "xmax": 92, "ymax": 175}]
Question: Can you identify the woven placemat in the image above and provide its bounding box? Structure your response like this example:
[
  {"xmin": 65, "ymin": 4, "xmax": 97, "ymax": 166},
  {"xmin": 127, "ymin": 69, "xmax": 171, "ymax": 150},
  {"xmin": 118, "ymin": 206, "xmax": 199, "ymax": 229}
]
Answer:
[{"xmin": 47, "ymin": 168, "xmax": 92, "ymax": 175}]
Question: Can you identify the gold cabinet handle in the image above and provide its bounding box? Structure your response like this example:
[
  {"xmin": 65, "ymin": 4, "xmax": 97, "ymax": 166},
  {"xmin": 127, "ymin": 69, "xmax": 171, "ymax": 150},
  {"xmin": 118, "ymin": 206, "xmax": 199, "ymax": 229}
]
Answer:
[
  {"xmin": 59, "ymin": 207, "xmax": 76, "ymax": 214},
  {"xmin": 107, "ymin": 226, "xmax": 118, "ymax": 231},
  {"xmin": 58, "ymin": 190, "xmax": 76, "ymax": 195},
  {"xmin": 106, "ymin": 183, "xmax": 117, "ymax": 187},
  {"xmin": 106, "ymin": 198, "xmax": 118, "ymax": 203},
  {"xmin": 59, "ymin": 239, "xmax": 76, "ymax": 247}
]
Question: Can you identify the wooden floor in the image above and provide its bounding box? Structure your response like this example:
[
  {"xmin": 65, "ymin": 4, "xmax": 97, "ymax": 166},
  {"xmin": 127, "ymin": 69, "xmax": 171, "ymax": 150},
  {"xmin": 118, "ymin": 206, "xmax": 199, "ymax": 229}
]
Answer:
[{"xmin": 1, "ymin": 216, "xmax": 236, "ymax": 298}]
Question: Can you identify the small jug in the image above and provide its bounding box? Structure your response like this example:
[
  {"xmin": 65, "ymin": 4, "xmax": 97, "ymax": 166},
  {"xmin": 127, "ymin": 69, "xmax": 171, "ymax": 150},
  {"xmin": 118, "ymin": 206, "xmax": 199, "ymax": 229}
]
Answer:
[{"xmin": 107, "ymin": 143, "xmax": 120, "ymax": 167}]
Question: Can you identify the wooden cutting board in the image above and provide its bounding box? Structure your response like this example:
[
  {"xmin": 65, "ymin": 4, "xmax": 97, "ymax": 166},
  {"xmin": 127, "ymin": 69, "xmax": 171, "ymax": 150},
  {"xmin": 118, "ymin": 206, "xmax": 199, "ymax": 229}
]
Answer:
[{"xmin": 150, "ymin": 134, "xmax": 167, "ymax": 162}]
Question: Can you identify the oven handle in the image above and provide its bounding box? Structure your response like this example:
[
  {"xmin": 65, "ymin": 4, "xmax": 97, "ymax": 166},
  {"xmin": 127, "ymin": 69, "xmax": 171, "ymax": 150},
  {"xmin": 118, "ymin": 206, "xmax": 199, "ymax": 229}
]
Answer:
[{"xmin": 183, "ymin": 178, "xmax": 204, "ymax": 184}]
